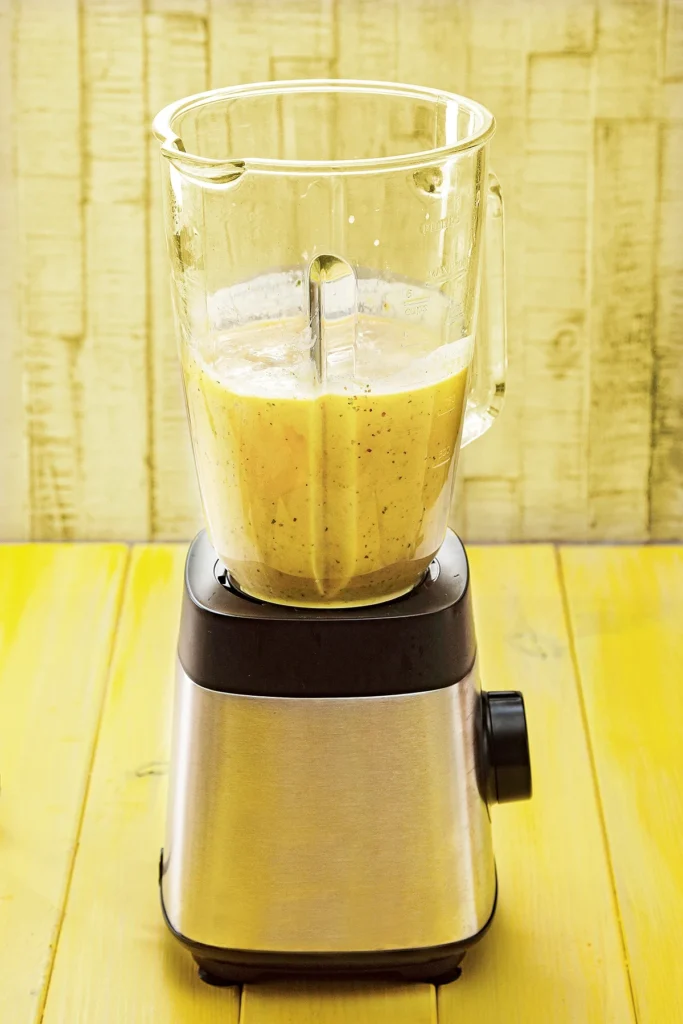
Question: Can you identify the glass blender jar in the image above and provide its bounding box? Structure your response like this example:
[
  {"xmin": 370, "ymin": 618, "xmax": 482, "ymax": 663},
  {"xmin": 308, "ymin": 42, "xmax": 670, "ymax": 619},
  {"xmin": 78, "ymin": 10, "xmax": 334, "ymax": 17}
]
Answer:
[{"xmin": 153, "ymin": 80, "xmax": 506, "ymax": 608}]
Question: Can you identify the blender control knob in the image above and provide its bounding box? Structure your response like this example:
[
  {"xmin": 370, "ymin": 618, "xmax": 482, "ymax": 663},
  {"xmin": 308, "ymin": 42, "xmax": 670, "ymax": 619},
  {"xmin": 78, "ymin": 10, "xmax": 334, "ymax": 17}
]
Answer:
[{"xmin": 483, "ymin": 691, "xmax": 532, "ymax": 803}]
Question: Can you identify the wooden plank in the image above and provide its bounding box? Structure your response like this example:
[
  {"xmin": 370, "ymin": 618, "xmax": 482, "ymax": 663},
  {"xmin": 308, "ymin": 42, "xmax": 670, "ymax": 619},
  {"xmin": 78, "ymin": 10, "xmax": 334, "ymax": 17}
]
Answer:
[
  {"xmin": 41, "ymin": 545, "xmax": 240, "ymax": 1023},
  {"xmin": 590, "ymin": 0, "xmax": 663, "ymax": 544},
  {"xmin": 439, "ymin": 546, "xmax": 635, "ymax": 1023},
  {"xmin": 336, "ymin": 0, "xmax": 398, "ymax": 81},
  {"xmin": 209, "ymin": 0, "xmax": 335, "ymax": 87},
  {"xmin": 560, "ymin": 546, "xmax": 683, "ymax": 1022},
  {"xmin": 3, "ymin": 0, "xmax": 674, "ymax": 544},
  {"xmin": 145, "ymin": 11, "xmax": 207, "ymax": 539},
  {"xmin": 664, "ymin": 0, "xmax": 683, "ymax": 78},
  {"xmin": 0, "ymin": 544, "xmax": 128, "ymax": 1024},
  {"xmin": 458, "ymin": 0, "xmax": 529, "ymax": 540},
  {"xmin": 270, "ymin": 56, "xmax": 334, "ymax": 79},
  {"xmin": 78, "ymin": 0, "xmax": 149, "ymax": 537},
  {"xmin": 149, "ymin": 0, "xmax": 206, "ymax": 12},
  {"xmin": 587, "ymin": 121, "xmax": 657, "ymax": 539},
  {"xmin": 14, "ymin": 0, "xmax": 83, "ymax": 539},
  {"xmin": 520, "ymin": 54, "xmax": 592, "ymax": 539},
  {"xmin": 396, "ymin": 0, "xmax": 468, "ymax": 94},
  {"xmin": 650, "ymin": 83, "xmax": 683, "ymax": 538},
  {"xmin": 459, "ymin": 478, "xmax": 520, "ymax": 540},
  {"xmin": 241, "ymin": 980, "xmax": 436, "ymax": 1024},
  {"xmin": 594, "ymin": 0, "xmax": 662, "ymax": 119},
  {"xmin": 209, "ymin": 0, "xmax": 269, "ymax": 84},
  {"xmin": 0, "ymin": 0, "xmax": 28, "ymax": 538},
  {"xmin": 528, "ymin": 0, "xmax": 597, "ymax": 53}
]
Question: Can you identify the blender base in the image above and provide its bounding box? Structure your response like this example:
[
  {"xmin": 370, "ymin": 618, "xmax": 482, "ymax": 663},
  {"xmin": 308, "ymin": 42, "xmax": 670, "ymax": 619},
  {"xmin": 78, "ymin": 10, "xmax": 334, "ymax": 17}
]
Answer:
[{"xmin": 160, "ymin": 875, "xmax": 497, "ymax": 986}]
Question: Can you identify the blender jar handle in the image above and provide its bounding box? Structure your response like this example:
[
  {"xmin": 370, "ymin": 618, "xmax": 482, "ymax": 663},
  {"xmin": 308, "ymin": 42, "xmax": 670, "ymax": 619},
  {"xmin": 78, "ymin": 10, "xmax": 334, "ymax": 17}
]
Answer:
[{"xmin": 461, "ymin": 170, "xmax": 507, "ymax": 447}]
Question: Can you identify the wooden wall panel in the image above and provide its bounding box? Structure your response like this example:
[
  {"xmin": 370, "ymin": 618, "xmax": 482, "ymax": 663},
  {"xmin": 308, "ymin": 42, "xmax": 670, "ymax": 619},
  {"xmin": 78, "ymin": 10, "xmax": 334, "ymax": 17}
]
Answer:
[
  {"xmin": 0, "ymin": 0, "xmax": 27, "ymax": 537},
  {"xmin": 588, "ymin": 120, "xmax": 657, "ymax": 538},
  {"xmin": 459, "ymin": 0, "xmax": 528, "ymax": 540},
  {"xmin": 1, "ymin": 0, "xmax": 681, "ymax": 541},
  {"xmin": 651, "ymin": 124, "xmax": 683, "ymax": 538},
  {"xmin": 651, "ymin": 0, "xmax": 683, "ymax": 539},
  {"xmin": 520, "ymin": 54, "xmax": 592, "ymax": 539},
  {"xmin": 79, "ymin": 0, "xmax": 150, "ymax": 538},
  {"xmin": 395, "ymin": 0, "xmax": 468, "ymax": 94},
  {"xmin": 145, "ymin": 6, "xmax": 207, "ymax": 539},
  {"xmin": 527, "ymin": 0, "xmax": 596, "ymax": 52},
  {"xmin": 210, "ymin": 0, "xmax": 335, "ymax": 86},
  {"xmin": 14, "ymin": 0, "xmax": 83, "ymax": 539},
  {"xmin": 594, "ymin": 0, "xmax": 662, "ymax": 119}
]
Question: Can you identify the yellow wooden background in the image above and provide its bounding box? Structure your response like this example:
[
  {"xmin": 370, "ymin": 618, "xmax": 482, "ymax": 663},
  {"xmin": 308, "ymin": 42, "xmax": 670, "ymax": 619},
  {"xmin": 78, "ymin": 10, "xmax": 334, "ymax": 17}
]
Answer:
[{"xmin": 1, "ymin": 0, "xmax": 681, "ymax": 543}]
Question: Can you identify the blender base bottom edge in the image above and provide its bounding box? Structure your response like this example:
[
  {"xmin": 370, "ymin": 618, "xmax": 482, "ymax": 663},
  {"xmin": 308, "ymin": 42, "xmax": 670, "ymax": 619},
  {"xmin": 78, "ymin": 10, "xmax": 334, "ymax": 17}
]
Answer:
[{"xmin": 159, "ymin": 861, "xmax": 498, "ymax": 986}]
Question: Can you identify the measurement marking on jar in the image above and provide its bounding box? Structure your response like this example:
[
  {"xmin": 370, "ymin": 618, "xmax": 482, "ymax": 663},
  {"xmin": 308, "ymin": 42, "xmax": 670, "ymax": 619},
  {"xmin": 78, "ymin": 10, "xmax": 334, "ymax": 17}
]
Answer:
[
  {"xmin": 428, "ymin": 260, "xmax": 462, "ymax": 283},
  {"xmin": 431, "ymin": 447, "xmax": 452, "ymax": 468},
  {"xmin": 403, "ymin": 288, "xmax": 429, "ymax": 317},
  {"xmin": 420, "ymin": 213, "xmax": 458, "ymax": 235}
]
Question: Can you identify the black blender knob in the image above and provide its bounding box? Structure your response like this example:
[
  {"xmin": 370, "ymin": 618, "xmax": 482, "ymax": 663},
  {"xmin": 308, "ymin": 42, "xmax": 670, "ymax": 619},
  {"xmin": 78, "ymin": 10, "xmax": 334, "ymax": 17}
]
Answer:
[{"xmin": 483, "ymin": 691, "xmax": 532, "ymax": 803}]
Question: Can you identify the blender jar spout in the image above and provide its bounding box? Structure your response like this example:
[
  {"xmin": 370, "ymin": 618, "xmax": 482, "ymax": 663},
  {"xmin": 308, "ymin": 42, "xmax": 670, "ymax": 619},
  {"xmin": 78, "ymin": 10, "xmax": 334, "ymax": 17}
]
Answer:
[{"xmin": 156, "ymin": 131, "xmax": 246, "ymax": 185}]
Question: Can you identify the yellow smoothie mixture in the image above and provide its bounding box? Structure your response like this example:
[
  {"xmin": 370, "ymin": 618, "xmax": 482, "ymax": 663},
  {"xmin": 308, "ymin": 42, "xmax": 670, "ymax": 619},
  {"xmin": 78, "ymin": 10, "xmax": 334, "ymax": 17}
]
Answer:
[{"xmin": 183, "ymin": 315, "xmax": 470, "ymax": 607}]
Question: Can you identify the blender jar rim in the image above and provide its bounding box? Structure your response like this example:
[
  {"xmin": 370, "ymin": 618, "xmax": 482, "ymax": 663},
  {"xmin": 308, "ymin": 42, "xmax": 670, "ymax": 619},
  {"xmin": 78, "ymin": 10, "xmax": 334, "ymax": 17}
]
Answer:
[{"xmin": 152, "ymin": 78, "xmax": 496, "ymax": 177}]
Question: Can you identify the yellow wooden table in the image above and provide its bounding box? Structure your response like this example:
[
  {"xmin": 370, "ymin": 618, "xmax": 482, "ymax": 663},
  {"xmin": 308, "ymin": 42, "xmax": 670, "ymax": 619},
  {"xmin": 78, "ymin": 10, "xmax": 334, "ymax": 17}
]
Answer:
[{"xmin": 1, "ymin": 544, "xmax": 681, "ymax": 1023}]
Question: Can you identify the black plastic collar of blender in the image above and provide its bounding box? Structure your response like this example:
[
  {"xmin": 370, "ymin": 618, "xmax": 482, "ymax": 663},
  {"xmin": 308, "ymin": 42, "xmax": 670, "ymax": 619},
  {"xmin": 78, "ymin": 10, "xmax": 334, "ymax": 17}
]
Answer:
[{"xmin": 177, "ymin": 529, "xmax": 476, "ymax": 698}]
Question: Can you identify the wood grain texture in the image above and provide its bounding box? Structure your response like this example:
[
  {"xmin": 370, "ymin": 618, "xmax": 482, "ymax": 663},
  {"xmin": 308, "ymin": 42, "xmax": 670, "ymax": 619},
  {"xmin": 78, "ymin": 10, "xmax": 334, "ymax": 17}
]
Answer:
[
  {"xmin": 560, "ymin": 546, "xmax": 683, "ymax": 1022},
  {"xmin": 79, "ymin": 0, "xmax": 150, "ymax": 538},
  {"xmin": 210, "ymin": 0, "xmax": 335, "ymax": 87},
  {"xmin": 41, "ymin": 545, "xmax": 241, "ymax": 1024},
  {"xmin": 439, "ymin": 546, "xmax": 636, "ymax": 1023},
  {"xmin": 520, "ymin": 54, "xmax": 591, "ymax": 539},
  {"xmin": 0, "ymin": 0, "xmax": 27, "ymax": 539},
  {"xmin": 1, "ymin": 0, "xmax": 682, "ymax": 541},
  {"xmin": 395, "ymin": 0, "xmax": 468, "ymax": 93},
  {"xmin": 4, "ymin": 543, "xmax": 682, "ymax": 1021},
  {"xmin": 241, "ymin": 981, "xmax": 436, "ymax": 1024},
  {"xmin": 145, "ymin": 10, "xmax": 206, "ymax": 539},
  {"xmin": 0, "ymin": 544, "xmax": 127, "ymax": 1024},
  {"xmin": 588, "ymin": 119, "xmax": 657, "ymax": 539},
  {"xmin": 458, "ymin": 0, "xmax": 527, "ymax": 541},
  {"xmin": 650, "ymin": 116, "xmax": 683, "ymax": 538},
  {"xmin": 665, "ymin": 0, "xmax": 683, "ymax": 78},
  {"xmin": 594, "ymin": 0, "xmax": 662, "ymax": 119},
  {"xmin": 14, "ymin": 0, "xmax": 84, "ymax": 539},
  {"xmin": 527, "ymin": 0, "xmax": 597, "ymax": 52}
]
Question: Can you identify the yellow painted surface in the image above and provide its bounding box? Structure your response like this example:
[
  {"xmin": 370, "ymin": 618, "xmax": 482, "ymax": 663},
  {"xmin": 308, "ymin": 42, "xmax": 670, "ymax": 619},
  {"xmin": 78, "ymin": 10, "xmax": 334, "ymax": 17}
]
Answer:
[
  {"xmin": 561, "ymin": 546, "xmax": 683, "ymax": 1024},
  {"xmin": 41, "ymin": 546, "xmax": 240, "ymax": 1023},
  {"xmin": 241, "ymin": 981, "xmax": 436, "ymax": 1023},
  {"xmin": 2, "ymin": 0, "xmax": 682, "ymax": 543},
  {"xmin": 438, "ymin": 547, "xmax": 635, "ymax": 1023},
  {"xmin": 0, "ymin": 544, "xmax": 128, "ymax": 1024},
  {"xmin": 2, "ymin": 542, "xmax": 682, "ymax": 1021}
]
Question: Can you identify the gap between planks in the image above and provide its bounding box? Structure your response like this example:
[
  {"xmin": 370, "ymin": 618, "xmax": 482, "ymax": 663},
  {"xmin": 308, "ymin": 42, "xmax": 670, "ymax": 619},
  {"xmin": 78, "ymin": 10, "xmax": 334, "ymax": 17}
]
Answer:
[{"xmin": 553, "ymin": 547, "xmax": 639, "ymax": 1023}]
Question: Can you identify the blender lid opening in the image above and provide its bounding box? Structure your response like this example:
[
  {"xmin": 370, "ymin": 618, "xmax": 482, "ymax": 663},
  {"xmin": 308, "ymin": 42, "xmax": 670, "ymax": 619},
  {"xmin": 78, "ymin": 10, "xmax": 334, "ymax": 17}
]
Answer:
[{"xmin": 152, "ymin": 79, "xmax": 496, "ymax": 177}]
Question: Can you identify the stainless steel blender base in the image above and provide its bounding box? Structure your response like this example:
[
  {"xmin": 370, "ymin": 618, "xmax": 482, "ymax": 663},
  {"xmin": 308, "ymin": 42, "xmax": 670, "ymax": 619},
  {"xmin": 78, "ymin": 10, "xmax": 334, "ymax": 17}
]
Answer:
[
  {"xmin": 161, "ymin": 668, "xmax": 497, "ymax": 957},
  {"xmin": 159, "ymin": 861, "xmax": 497, "ymax": 985},
  {"xmin": 159, "ymin": 531, "xmax": 531, "ymax": 982}
]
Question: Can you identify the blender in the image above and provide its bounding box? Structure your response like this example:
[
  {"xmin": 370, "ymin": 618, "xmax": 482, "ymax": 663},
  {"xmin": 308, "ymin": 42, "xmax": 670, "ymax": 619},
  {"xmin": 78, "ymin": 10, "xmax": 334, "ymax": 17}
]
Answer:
[{"xmin": 153, "ymin": 80, "xmax": 531, "ymax": 985}]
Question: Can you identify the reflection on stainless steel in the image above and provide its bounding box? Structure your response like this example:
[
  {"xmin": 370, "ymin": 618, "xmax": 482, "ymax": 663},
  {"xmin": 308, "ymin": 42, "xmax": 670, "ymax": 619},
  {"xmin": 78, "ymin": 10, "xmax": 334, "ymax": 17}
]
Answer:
[{"xmin": 162, "ymin": 664, "xmax": 496, "ymax": 953}]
